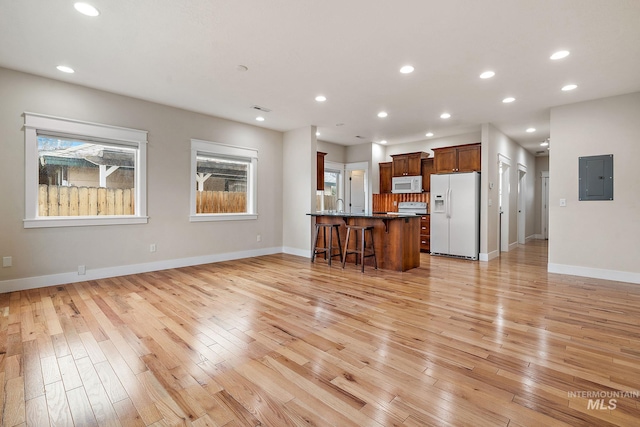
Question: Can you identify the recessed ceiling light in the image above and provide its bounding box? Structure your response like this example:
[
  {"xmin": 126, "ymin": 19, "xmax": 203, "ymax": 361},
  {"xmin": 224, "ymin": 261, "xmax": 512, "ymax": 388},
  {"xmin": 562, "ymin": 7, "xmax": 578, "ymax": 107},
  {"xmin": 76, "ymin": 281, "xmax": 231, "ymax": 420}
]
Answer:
[
  {"xmin": 526, "ymin": 127, "xmax": 536, "ymax": 133},
  {"xmin": 400, "ymin": 65, "xmax": 414, "ymax": 74},
  {"xmin": 56, "ymin": 65, "xmax": 75, "ymax": 74},
  {"xmin": 440, "ymin": 113, "xmax": 451, "ymax": 119},
  {"xmin": 480, "ymin": 71, "xmax": 495, "ymax": 79},
  {"xmin": 316, "ymin": 131, "xmax": 320, "ymax": 136},
  {"xmin": 380, "ymin": 140, "xmax": 388, "ymax": 144},
  {"xmin": 377, "ymin": 111, "xmax": 388, "ymax": 118},
  {"xmin": 74, "ymin": 2, "xmax": 100, "ymax": 16},
  {"xmin": 502, "ymin": 97, "xmax": 516, "ymax": 103},
  {"xmin": 425, "ymin": 132, "xmax": 434, "ymax": 137},
  {"xmin": 550, "ymin": 50, "xmax": 570, "ymax": 60},
  {"xmin": 315, "ymin": 95, "xmax": 327, "ymax": 102},
  {"xmin": 562, "ymin": 84, "xmax": 577, "ymax": 91},
  {"xmin": 256, "ymin": 116, "xmax": 265, "ymax": 122},
  {"xmin": 540, "ymin": 141, "xmax": 549, "ymax": 147}
]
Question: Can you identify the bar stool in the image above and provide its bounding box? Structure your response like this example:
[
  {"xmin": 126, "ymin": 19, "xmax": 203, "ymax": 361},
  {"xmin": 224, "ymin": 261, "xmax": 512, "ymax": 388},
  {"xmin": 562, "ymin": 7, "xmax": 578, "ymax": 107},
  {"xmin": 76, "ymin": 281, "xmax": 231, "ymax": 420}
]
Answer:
[
  {"xmin": 311, "ymin": 223, "xmax": 343, "ymax": 266},
  {"xmin": 342, "ymin": 225, "xmax": 377, "ymax": 272}
]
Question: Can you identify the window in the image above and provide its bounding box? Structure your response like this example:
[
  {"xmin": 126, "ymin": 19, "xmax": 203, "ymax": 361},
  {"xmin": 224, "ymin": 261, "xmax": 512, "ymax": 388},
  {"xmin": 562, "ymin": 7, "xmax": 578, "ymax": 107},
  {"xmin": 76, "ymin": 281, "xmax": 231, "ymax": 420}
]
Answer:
[
  {"xmin": 190, "ymin": 139, "xmax": 258, "ymax": 221},
  {"xmin": 24, "ymin": 112, "xmax": 148, "ymax": 228},
  {"xmin": 316, "ymin": 164, "xmax": 344, "ymax": 212}
]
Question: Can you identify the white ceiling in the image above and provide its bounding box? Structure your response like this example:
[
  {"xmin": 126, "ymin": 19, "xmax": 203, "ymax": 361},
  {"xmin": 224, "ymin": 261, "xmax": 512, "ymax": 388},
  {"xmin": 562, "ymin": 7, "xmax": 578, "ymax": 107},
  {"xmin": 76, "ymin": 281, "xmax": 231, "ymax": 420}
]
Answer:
[{"xmin": 2, "ymin": 1, "xmax": 639, "ymax": 155}]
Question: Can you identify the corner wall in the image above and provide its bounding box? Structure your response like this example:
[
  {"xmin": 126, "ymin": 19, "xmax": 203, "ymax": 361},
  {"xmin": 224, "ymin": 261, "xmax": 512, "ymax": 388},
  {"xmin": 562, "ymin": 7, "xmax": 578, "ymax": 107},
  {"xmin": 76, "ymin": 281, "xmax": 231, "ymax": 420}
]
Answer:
[
  {"xmin": 548, "ymin": 92, "xmax": 640, "ymax": 283},
  {"xmin": 282, "ymin": 126, "xmax": 316, "ymax": 256}
]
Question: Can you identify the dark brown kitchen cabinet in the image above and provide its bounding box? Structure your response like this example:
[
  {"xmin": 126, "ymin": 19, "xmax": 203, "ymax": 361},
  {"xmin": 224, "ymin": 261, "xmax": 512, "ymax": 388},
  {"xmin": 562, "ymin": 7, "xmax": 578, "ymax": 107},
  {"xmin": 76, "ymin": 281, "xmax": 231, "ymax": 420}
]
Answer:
[
  {"xmin": 433, "ymin": 143, "xmax": 481, "ymax": 173},
  {"xmin": 379, "ymin": 162, "xmax": 392, "ymax": 194},
  {"xmin": 391, "ymin": 152, "xmax": 427, "ymax": 177},
  {"xmin": 317, "ymin": 152, "xmax": 326, "ymax": 191},
  {"xmin": 421, "ymin": 157, "xmax": 434, "ymax": 192},
  {"xmin": 420, "ymin": 215, "xmax": 430, "ymax": 253}
]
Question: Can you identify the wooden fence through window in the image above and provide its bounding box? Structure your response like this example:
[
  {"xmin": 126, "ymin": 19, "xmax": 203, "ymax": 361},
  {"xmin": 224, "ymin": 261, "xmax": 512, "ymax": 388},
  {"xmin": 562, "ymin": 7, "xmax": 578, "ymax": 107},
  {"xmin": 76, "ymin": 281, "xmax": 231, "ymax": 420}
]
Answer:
[
  {"xmin": 38, "ymin": 184, "xmax": 135, "ymax": 216},
  {"xmin": 196, "ymin": 191, "xmax": 246, "ymax": 214}
]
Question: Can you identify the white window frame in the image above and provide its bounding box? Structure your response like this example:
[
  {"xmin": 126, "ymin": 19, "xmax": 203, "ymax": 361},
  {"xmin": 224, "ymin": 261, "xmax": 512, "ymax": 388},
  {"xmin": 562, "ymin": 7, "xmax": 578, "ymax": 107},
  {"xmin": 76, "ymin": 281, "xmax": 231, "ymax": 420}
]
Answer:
[
  {"xmin": 24, "ymin": 112, "xmax": 148, "ymax": 228},
  {"xmin": 190, "ymin": 139, "xmax": 258, "ymax": 222}
]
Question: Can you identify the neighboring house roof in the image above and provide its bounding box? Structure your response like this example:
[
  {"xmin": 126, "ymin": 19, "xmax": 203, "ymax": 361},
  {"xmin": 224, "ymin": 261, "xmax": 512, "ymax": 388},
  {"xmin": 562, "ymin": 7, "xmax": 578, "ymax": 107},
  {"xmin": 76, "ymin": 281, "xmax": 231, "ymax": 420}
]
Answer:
[{"xmin": 39, "ymin": 139, "xmax": 134, "ymax": 168}]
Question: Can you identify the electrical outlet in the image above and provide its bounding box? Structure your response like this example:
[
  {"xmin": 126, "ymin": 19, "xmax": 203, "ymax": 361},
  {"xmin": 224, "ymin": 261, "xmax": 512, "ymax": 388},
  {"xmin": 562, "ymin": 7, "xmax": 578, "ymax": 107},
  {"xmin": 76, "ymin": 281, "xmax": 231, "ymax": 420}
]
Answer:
[
  {"xmin": 256, "ymin": 234, "xmax": 262, "ymax": 242},
  {"xmin": 559, "ymin": 198, "xmax": 567, "ymax": 207},
  {"xmin": 78, "ymin": 265, "xmax": 86, "ymax": 275},
  {"xmin": 150, "ymin": 243, "xmax": 157, "ymax": 252},
  {"xmin": 393, "ymin": 201, "xmax": 397, "ymax": 206},
  {"xmin": 488, "ymin": 199, "xmax": 492, "ymax": 207},
  {"xmin": 2, "ymin": 256, "xmax": 12, "ymax": 268}
]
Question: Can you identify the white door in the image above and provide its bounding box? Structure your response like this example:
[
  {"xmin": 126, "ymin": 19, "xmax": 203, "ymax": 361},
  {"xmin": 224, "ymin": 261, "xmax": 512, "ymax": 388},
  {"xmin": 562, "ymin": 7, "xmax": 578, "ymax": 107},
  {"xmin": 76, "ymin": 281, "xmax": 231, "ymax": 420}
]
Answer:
[
  {"xmin": 348, "ymin": 170, "xmax": 366, "ymax": 213},
  {"xmin": 449, "ymin": 173, "xmax": 479, "ymax": 258},
  {"xmin": 430, "ymin": 174, "xmax": 450, "ymax": 255},
  {"xmin": 517, "ymin": 169, "xmax": 526, "ymax": 245}
]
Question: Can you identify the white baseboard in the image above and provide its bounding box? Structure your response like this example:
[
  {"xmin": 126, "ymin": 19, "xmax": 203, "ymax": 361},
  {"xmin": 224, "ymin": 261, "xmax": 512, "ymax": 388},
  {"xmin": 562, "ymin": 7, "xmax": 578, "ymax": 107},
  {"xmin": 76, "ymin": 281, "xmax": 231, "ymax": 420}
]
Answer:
[
  {"xmin": 532, "ymin": 234, "xmax": 545, "ymax": 240},
  {"xmin": 548, "ymin": 263, "xmax": 640, "ymax": 285},
  {"xmin": 0, "ymin": 246, "xmax": 284, "ymax": 293},
  {"xmin": 525, "ymin": 234, "xmax": 537, "ymax": 243},
  {"xmin": 479, "ymin": 250, "xmax": 499, "ymax": 262},
  {"xmin": 283, "ymin": 246, "xmax": 311, "ymax": 258},
  {"xmin": 508, "ymin": 241, "xmax": 518, "ymax": 251}
]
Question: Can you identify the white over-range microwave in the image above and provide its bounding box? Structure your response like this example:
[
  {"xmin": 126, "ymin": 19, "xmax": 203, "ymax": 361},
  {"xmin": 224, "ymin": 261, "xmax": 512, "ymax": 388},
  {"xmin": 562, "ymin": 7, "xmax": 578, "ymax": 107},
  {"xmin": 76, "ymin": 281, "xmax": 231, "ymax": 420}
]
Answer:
[{"xmin": 392, "ymin": 175, "xmax": 422, "ymax": 193}]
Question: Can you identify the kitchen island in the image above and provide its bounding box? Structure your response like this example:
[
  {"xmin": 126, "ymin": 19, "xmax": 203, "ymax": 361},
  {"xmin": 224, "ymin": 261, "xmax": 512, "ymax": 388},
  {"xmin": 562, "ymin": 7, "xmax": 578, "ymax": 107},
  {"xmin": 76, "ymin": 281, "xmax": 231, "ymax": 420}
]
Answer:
[{"xmin": 308, "ymin": 212, "xmax": 420, "ymax": 271}]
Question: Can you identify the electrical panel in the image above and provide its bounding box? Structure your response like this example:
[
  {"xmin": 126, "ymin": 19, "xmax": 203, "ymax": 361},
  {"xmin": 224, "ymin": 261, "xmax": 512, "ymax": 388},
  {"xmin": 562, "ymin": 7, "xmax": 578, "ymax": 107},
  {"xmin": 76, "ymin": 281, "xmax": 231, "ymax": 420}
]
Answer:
[{"xmin": 578, "ymin": 154, "xmax": 613, "ymax": 201}]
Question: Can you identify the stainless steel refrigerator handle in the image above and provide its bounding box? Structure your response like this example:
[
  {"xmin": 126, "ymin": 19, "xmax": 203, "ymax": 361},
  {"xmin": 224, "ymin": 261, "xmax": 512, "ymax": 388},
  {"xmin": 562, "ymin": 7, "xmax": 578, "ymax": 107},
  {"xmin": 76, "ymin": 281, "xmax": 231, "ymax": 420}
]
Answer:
[{"xmin": 446, "ymin": 188, "xmax": 451, "ymax": 218}]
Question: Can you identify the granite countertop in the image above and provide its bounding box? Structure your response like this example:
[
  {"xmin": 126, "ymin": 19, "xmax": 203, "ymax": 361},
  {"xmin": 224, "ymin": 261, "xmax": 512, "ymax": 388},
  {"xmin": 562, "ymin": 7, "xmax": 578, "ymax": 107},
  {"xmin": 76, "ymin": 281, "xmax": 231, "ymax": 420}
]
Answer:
[{"xmin": 308, "ymin": 211, "xmax": 423, "ymax": 219}]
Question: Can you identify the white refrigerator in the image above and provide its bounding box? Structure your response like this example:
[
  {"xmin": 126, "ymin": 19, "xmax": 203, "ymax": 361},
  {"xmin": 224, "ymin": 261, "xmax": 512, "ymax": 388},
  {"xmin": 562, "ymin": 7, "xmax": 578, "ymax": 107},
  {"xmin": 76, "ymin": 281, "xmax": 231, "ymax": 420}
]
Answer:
[{"xmin": 430, "ymin": 172, "xmax": 480, "ymax": 260}]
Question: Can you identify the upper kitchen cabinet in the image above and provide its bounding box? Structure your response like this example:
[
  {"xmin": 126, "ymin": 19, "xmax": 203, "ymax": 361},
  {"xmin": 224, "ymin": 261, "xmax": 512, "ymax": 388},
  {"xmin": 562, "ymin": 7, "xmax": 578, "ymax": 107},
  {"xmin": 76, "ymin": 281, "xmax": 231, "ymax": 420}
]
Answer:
[
  {"xmin": 421, "ymin": 157, "xmax": 434, "ymax": 192},
  {"xmin": 433, "ymin": 143, "xmax": 481, "ymax": 174},
  {"xmin": 317, "ymin": 152, "xmax": 326, "ymax": 191},
  {"xmin": 391, "ymin": 152, "xmax": 428, "ymax": 177},
  {"xmin": 379, "ymin": 162, "xmax": 392, "ymax": 194}
]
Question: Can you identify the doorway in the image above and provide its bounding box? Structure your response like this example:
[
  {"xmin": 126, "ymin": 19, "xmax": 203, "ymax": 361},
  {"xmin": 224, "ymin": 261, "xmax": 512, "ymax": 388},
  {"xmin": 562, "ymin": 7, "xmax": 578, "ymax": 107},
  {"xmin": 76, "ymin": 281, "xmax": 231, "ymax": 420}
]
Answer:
[
  {"xmin": 541, "ymin": 171, "xmax": 549, "ymax": 240},
  {"xmin": 498, "ymin": 154, "xmax": 511, "ymax": 253},
  {"xmin": 345, "ymin": 162, "xmax": 368, "ymax": 214}
]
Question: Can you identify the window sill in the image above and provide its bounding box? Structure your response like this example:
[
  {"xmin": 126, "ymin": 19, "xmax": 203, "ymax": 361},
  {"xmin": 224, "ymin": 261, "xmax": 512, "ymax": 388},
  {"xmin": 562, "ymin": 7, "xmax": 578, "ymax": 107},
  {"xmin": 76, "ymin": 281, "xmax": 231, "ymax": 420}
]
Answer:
[
  {"xmin": 24, "ymin": 216, "xmax": 149, "ymax": 228},
  {"xmin": 190, "ymin": 214, "xmax": 258, "ymax": 222}
]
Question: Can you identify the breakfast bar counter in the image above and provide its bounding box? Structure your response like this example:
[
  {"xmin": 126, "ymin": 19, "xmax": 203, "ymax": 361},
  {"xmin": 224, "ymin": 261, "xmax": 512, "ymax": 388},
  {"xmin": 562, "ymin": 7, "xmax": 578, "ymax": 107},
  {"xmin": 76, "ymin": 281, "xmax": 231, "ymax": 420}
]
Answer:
[{"xmin": 308, "ymin": 212, "xmax": 420, "ymax": 271}]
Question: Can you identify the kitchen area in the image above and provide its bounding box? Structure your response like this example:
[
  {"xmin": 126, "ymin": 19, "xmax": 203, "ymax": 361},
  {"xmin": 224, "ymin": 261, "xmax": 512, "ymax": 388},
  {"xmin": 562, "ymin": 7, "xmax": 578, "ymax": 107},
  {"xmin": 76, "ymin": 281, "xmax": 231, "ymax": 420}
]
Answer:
[{"xmin": 311, "ymin": 143, "xmax": 481, "ymax": 272}]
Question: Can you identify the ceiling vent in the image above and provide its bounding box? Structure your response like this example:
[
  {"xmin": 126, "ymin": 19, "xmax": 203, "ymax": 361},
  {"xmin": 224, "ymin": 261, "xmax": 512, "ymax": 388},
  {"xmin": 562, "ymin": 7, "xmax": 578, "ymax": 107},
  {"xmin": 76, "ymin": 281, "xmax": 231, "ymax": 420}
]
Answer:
[
  {"xmin": 536, "ymin": 150, "xmax": 545, "ymax": 155},
  {"xmin": 251, "ymin": 105, "xmax": 271, "ymax": 113},
  {"xmin": 355, "ymin": 135, "xmax": 367, "ymax": 139}
]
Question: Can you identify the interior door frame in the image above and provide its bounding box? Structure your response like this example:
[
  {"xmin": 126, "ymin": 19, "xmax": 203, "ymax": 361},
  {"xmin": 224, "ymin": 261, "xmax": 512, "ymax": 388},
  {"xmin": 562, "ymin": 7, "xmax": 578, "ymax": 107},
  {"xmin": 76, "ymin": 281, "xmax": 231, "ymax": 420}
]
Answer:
[
  {"xmin": 345, "ymin": 162, "xmax": 369, "ymax": 214},
  {"xmin": 541, "ymin": 171, "xmax": 549, "ymax": 240}
]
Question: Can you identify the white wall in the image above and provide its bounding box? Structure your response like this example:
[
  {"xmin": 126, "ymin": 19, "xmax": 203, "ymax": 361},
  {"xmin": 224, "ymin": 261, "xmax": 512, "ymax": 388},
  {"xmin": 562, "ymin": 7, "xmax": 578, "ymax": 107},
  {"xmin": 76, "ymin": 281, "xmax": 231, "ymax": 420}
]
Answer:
[
  {"xmin": 282, "ymin": 126, "xmax": 316, "ymax": 256},
  {"xmin": 0, "ymin": 68, "xmax": 284, "ymax": 291},
  {"xmin": 548, "ymin": 92, "xmax": 640, "ymax": 283},
  {"xmin": 317, "ymin": 140, "xmax": 346, "ymax": 164}
]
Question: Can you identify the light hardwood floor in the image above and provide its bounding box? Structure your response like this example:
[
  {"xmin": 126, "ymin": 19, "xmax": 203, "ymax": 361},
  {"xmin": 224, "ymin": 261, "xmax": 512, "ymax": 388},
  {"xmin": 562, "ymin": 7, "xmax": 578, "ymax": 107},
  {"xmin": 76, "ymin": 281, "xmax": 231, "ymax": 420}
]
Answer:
[{"xmin": 1, "ymin": 240, "xmax": 639, "ymax": 426}]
